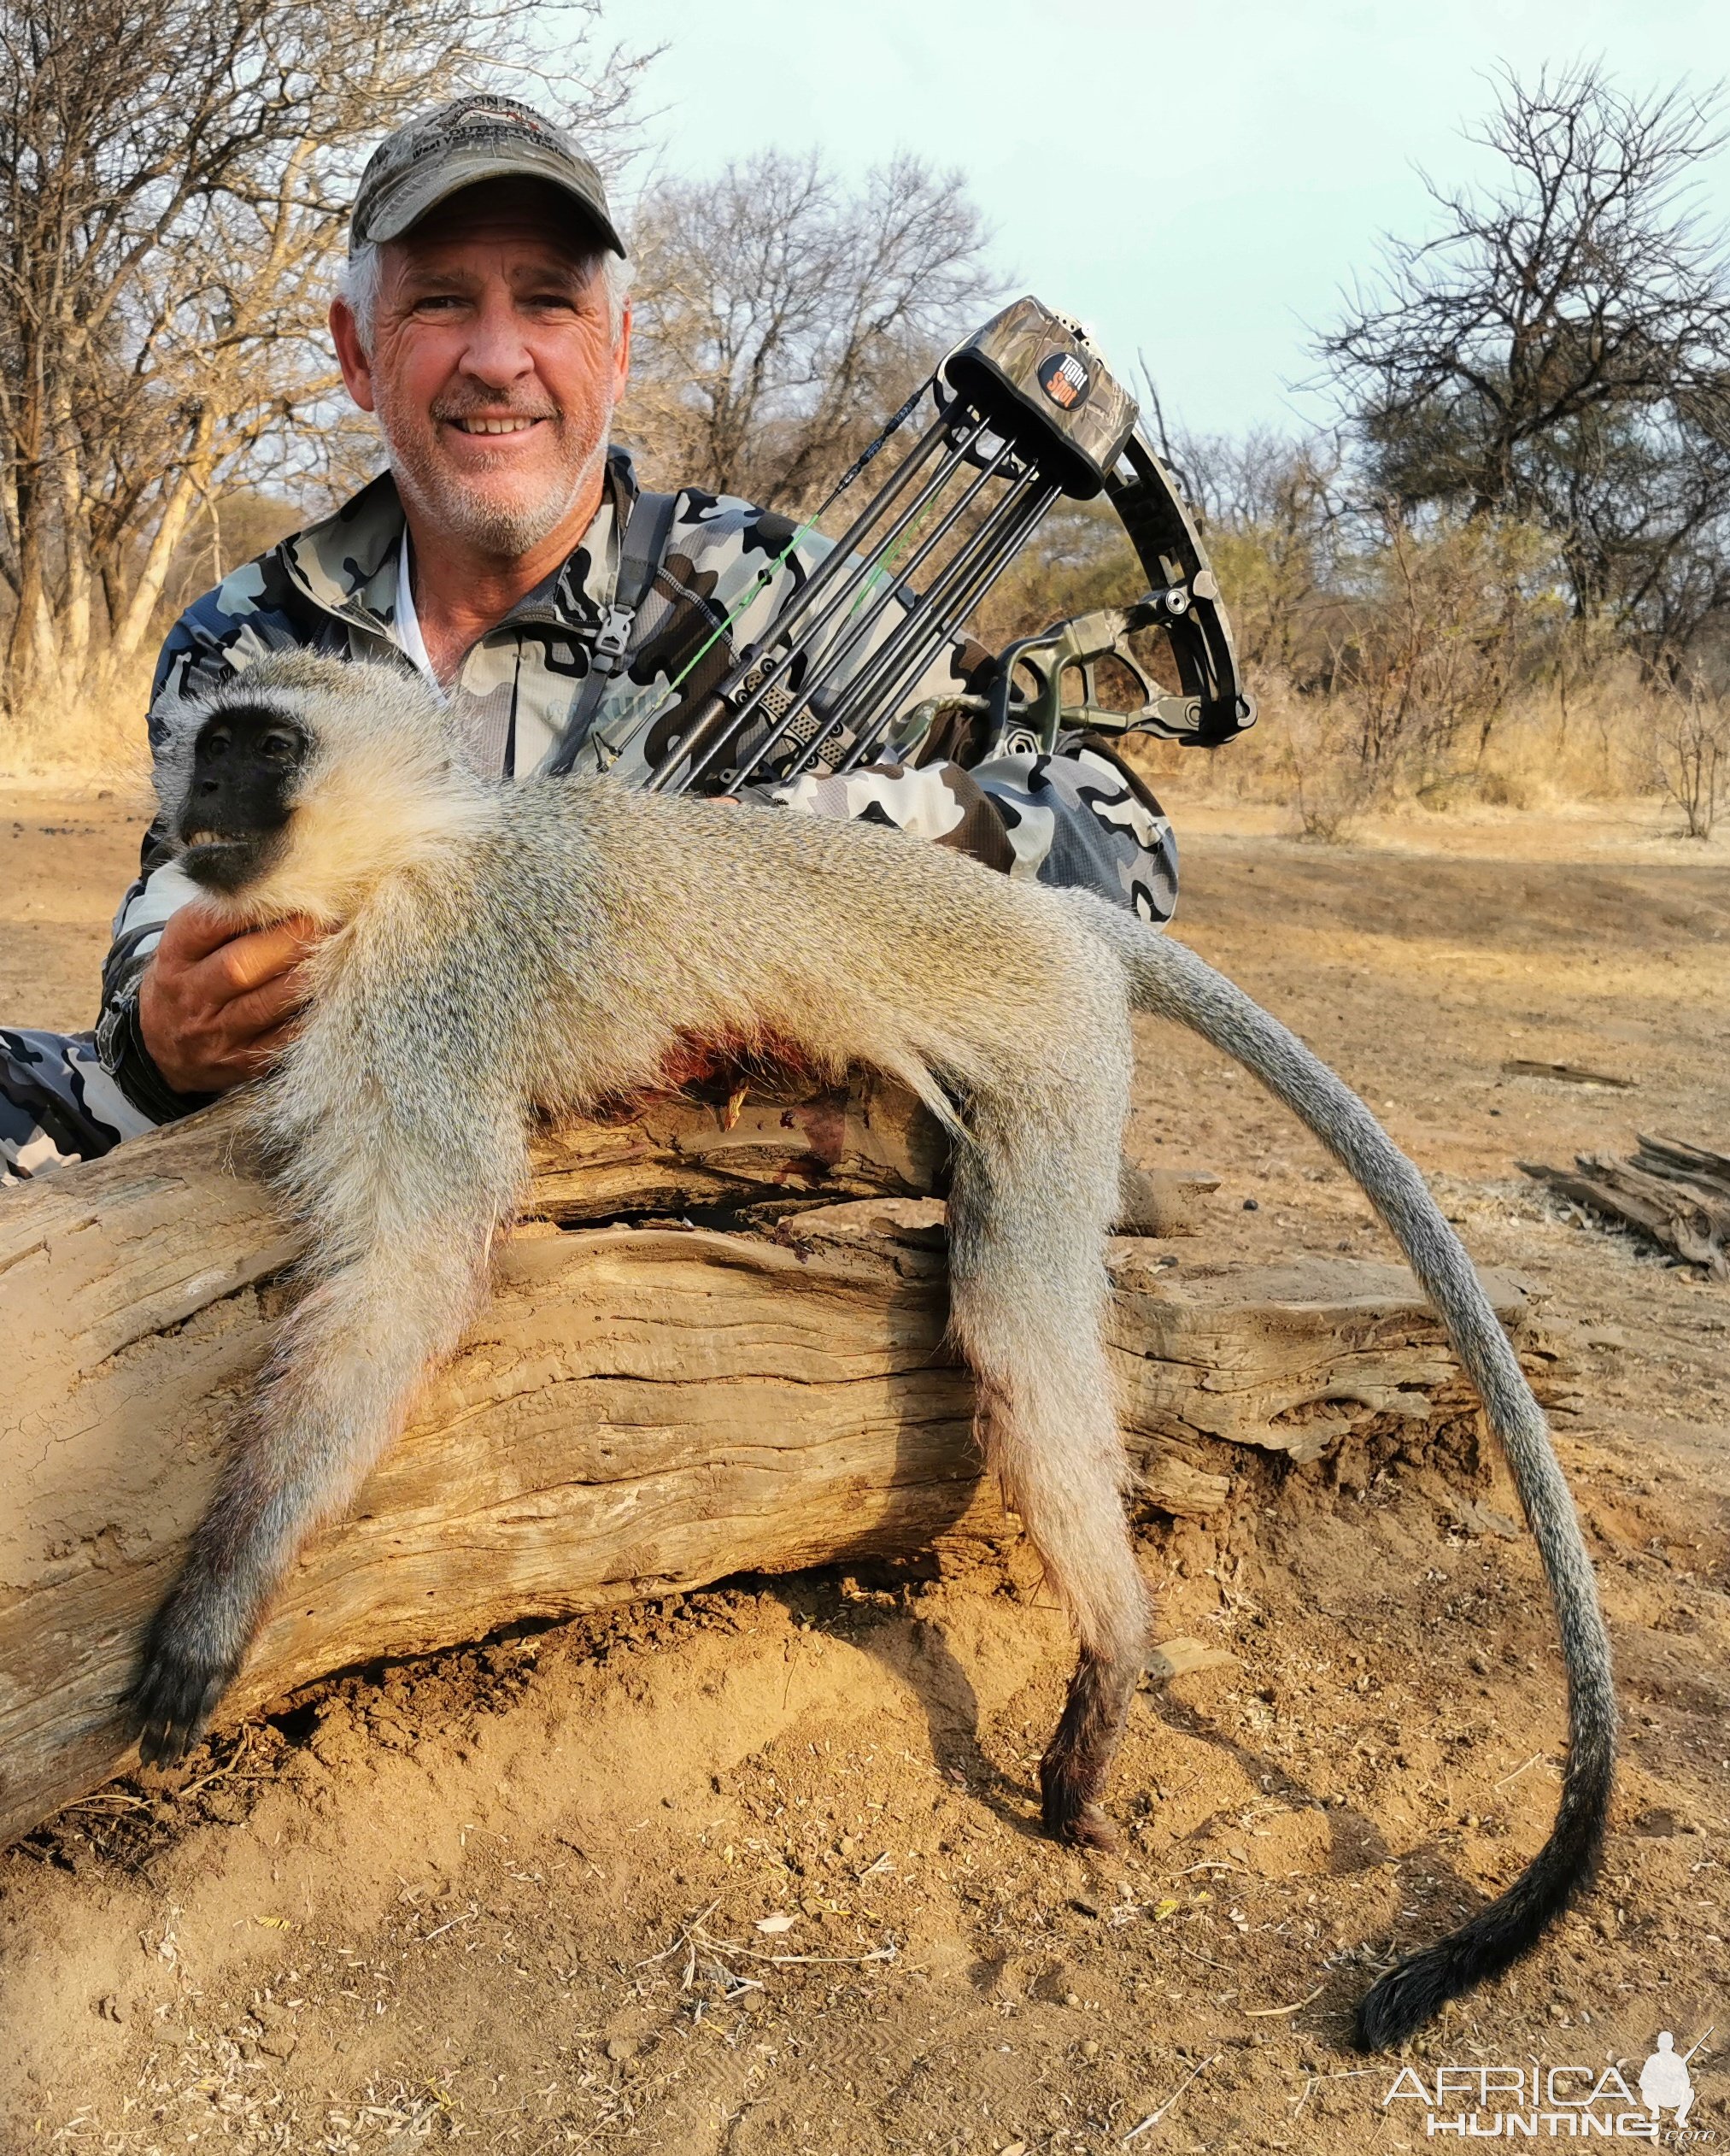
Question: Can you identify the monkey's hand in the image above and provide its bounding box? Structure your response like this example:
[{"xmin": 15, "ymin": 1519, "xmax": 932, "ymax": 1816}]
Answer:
[{"xmin": 129, "ymin": 1583, "xmax": 248, "ymax": 1768}]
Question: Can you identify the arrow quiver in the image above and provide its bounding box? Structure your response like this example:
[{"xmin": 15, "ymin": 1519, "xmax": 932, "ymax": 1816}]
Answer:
[{"xmin": 632, "ymin": 296, "xmax": 1255, "ymax": 796}]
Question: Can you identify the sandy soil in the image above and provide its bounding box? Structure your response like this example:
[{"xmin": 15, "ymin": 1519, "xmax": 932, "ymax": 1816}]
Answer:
[{"xmin": 2, "ymin": 786, "xmax": 1727, "ymax": 2154}]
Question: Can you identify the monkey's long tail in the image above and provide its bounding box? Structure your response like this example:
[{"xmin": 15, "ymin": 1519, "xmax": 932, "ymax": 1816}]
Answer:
[{"xmin": 1070, "ymin": 899, "xmax": 1616, "ymax": 2051}]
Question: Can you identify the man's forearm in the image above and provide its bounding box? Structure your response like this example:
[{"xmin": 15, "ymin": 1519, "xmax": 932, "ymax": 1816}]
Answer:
[{"xmin": 93, "ymin": 820, "xmax": 208, "ymax": 1123}]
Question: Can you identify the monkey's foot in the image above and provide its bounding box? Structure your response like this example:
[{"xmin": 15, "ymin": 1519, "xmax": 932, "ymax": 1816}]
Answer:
[
  {"xmin": 130, "ymin": 1640, "xmax": 240, "ymax": 1768},
  {"xmin": 1039, "ymin": 1648, "xmax": 1136, "ymax": 1851},
  {"xmin": 1045, "ymin": 1795, "xmax": 1120, "ymax": 1852}
]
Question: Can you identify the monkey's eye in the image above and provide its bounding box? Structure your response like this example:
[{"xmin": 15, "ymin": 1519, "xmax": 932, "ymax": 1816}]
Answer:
[
  {"xmin": 259, "ymin": 730, "xmax": 301, "ymax": 763},
  {"xmin": 205, "ymin": 727, "xmax": 232, "ymax": 758}
]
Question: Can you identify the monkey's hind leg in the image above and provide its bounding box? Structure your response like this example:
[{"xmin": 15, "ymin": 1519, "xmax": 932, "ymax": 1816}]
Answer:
[
  {"xmin": 131, "ymin": 1222, "xmax": 494, "ymax": 1766},
  {"xmin": 947, "ymin": 1072, "xmax": 1149, "ymax": 1850}
]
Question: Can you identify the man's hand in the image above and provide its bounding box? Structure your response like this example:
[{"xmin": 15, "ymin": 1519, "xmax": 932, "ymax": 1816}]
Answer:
[{"xmin": 138, "ymin": 907, "xmax": 325, "ymax": 1096}]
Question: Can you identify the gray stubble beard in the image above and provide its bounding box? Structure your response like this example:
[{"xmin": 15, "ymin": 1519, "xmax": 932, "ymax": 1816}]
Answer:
[{"xmin": 376, "ymin": 392, "xmax": 614, "ymax": 560}]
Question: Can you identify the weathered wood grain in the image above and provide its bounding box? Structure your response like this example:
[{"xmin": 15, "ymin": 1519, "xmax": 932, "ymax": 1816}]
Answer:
[{"xmin": 1, "ymin": 1083, "xmax": 1556, "ymax": 1847}]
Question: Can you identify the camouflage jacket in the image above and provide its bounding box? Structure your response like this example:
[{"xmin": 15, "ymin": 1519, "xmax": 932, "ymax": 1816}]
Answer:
[{"xmin": 95, "ymin": 453, "xmax": 1177, "ymax": 1121}]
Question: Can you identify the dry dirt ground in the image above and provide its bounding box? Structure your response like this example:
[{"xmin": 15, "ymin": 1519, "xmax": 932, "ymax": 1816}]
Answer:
[{"xmin": 2, "ymin": 783, "xmax": 1727, "ymax": 2154}]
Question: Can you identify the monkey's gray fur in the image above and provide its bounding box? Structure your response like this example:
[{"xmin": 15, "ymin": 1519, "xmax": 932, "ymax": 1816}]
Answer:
[{"xmin": 132, "ymin": 653, "xmax": 1616, "ymax": 2050}]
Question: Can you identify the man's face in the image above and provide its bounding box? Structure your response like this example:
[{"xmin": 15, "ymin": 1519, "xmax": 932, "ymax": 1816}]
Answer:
[{"xmin": 331, "ymin": 179, "xmax": 630, "ymax": 560}]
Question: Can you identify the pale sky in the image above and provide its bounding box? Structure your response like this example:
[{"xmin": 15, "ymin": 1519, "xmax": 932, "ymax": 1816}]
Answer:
[{"xmin": 601, "ymin": 0, "xmax": 1730, "ymax": 438}]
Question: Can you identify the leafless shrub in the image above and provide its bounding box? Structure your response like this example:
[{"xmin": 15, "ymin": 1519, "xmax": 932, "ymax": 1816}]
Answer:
[
  {"xmin": 1276, "ymin": 688, "xmax": 1381, "ymax": 842},
  {"xmin": 1170, "ymin": 426, "xmax": 1350, "ymax": 682},
  {"xmin": 1329, "ymin": 505, "xmax": 1566, "ymax": 778},
  {"xmin": 1647, "ymin": 669, "xmax": 1729, "ymax": 837}
]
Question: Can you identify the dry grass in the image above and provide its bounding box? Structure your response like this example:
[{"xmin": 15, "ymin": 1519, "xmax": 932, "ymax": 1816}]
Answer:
[
  {"xmin": 1126, "ymin": 676, "xmax": 1677, "ymax": 843},
  {"xmin": 0, "ymin": 667, "xmax": 156, "ymax": 788}
]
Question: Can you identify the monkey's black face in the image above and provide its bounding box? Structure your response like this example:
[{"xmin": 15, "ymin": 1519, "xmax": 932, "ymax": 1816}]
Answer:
[{"xmin": 178, "ymin": 705, "xmax": 310, "ymax": 892}]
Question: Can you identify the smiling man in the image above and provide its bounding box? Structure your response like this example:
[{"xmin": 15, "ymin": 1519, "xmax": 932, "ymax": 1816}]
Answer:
[{"xmin": 1, "ymin": 97, "xmax": 1178, "ymax": 1184}]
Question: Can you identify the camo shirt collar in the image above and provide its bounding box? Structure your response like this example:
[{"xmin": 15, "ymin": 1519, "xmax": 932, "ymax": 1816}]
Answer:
[{"xmin": 276, "ymin": 461, "xmax": 633, "ymax": 644}]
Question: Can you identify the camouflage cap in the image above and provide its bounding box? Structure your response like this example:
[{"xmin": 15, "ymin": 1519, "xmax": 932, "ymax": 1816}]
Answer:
[{"xmin": 350, "ymin": 95, "xmax": 625, "ymax": 256}]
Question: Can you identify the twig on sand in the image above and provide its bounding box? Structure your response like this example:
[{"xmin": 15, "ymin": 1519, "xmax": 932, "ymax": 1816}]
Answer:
[
  {"xmin": 1245, "ymin": 1982, "xmax": 1327, "ymax": 2018},
  {"xmin": 636, "ymin": 1900, "xmax": 896, "ymax": 1995},
  {"xmin": 1121, "ymin": 2051, "xmax": 1220, "ymax": 2144},
  {"xmin": 636, "ymin": 1900, "xmax": 723, "ymax": 1966}
]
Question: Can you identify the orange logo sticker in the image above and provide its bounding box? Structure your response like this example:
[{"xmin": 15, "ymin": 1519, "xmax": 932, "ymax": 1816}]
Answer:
[{"xmin": 1037, "ymin": 351, "xmax": 1090, "ymax": 411}]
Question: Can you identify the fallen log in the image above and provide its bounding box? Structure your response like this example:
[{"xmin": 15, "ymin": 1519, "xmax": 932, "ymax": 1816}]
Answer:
[
  {"xmin": 1, "ymin": 1081, "xmax": 1558, "ymax": 1847},
  {"xmin": 1522, "ymin": 1131, "xmax": 1730, "ymax": 1279}
]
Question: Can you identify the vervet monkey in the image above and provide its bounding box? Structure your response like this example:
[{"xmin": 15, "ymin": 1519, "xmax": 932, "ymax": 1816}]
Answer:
[{"xmin": 130, "ymin": 653, "xmax": 1615, "ymax": 2050}]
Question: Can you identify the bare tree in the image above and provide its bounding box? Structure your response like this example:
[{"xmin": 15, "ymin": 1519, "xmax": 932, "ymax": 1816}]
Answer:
[
  {"xmin": 1171, "ymin": 426, "xmax": 1348, "ymax": 681},
  {"xmin": 0, "ymin": 0, "xmax": 643, "ymax": 723},
  {"xmin": 621, "ymin": 150, "xmax": 994, "ymax": 509},
  {"xmin": 1319, "ymin": 64, "xmax": 1730, "ymax": 651}
]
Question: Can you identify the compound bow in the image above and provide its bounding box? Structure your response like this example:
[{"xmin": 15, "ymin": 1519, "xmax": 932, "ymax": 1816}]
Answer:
[{"xmin": 606, "ymin": 296, "xmax": 1255, "ymax": 793}]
